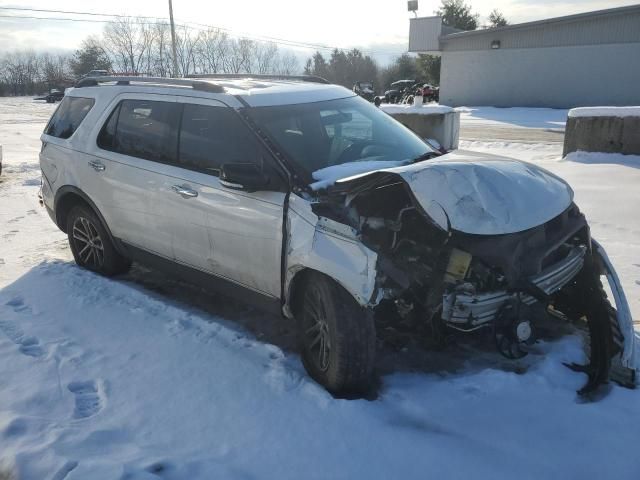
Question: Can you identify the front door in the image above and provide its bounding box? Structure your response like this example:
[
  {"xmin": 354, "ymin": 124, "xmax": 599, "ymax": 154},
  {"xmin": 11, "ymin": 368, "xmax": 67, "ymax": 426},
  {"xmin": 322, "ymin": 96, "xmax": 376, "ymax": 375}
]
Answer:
[{"xmin": 155, "ymin": 98, "xmax": 286, "ymax": 298}]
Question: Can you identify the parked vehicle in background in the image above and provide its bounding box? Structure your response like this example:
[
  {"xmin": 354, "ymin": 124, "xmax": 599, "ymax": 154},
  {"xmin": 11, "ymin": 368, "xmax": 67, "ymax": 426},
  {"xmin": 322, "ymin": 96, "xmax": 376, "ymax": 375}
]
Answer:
[
  {"xmin": 39, "ymin": 74, "xmax": 636, "ymax": 397},
  {"xmin": 46, "ymin": 90, "xmax": 65, "ymax": 103},
  {"xmin": 420, "ymin": 84, "xmax": 438, "ymax": 102},
  {"xmin": 353, "ymin": 81, "xmax": 375, "ymax": 102},
  {"xmin": 83, "ymin": 70, "xmax": 110, "ymax": 78},
  {"xmin": 384, "ymin": 79, "xmax": 416, "ymax": 104},
  {"xmin": 35, "ymin": 89, "xmax": 65, "ymax": 103}
]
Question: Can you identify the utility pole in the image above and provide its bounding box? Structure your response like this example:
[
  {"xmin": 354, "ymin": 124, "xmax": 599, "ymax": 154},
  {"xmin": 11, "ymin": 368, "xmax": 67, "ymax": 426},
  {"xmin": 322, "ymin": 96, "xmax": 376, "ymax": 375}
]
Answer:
[{"xmin": 168, "ymin": 0, "xmax": 180, "ymax": 77}]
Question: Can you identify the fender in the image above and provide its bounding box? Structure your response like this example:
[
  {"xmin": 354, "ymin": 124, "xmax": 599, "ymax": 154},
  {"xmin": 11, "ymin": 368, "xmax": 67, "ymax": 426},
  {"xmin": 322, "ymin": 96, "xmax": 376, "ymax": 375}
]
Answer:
[{"xmin": 53, "ymin": 185, "xmax": 127, "ymax": 257}]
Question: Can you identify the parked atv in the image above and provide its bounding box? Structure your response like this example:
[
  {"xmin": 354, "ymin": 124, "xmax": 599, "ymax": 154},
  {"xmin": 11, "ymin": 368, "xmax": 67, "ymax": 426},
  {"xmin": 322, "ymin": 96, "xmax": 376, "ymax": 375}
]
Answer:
[
  {"xmin": 385, "ymin": 80, "xmax": 417, "ymax": 104},
  {"xmin": 353, "ymin": 81, "xmax": 375, "ymax": 102}
]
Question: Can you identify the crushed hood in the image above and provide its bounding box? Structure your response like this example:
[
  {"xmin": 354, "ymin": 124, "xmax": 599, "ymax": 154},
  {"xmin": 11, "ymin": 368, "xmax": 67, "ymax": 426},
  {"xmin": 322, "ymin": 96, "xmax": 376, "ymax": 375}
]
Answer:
[{"xmin": 335, "ymin": 150, "xmax": 574, "ymax": 235}]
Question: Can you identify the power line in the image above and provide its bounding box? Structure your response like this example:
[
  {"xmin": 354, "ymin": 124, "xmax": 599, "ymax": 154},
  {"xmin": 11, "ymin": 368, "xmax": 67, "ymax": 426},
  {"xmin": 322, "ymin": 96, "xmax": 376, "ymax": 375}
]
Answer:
[
  {"xmin": 0, "ymin": 7, "xmax": 405, "ymax": 57},
  {"xmin": 0, "ymin": 6, "xmax": 341, "ymax": 52}
]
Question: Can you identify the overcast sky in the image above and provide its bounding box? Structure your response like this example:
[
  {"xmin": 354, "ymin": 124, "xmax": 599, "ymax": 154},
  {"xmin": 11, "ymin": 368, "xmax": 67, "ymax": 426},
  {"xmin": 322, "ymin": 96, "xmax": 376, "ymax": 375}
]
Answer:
[{"xmin": 0, "ymin": 0, "xmax": 637, "ymax": 63}]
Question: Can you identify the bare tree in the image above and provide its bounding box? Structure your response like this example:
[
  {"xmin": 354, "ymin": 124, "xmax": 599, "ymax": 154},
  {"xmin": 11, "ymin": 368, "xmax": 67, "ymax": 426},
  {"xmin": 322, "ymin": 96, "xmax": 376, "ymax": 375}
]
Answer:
[
  {"xmin": 103, "ymin": 17, "xmax": 155, "ymax": 75},
  {"xmin": 197, "ymin": 28, "xmax": 230, "ymax": 74},
  {"xmin": 225, "ymin": 38, "xmax": 244, "ymax": 73},
  {"xmin": 275, "ymin": 51, "xmax": 300, "ymax": 75},
  {"xmin": 255, "ymin": 42, "xmax": 279, "ymax": 74},
  {"xmin": 1, "ymin": 50, "xmax": 40, "ymax": 95},
  {"xmin": 174, "ymin": 26, "xmax": 201, "ymax": 76},
  {"xmin": 39, "ymin": 52, "xmax": 71, "ymax": 85}
]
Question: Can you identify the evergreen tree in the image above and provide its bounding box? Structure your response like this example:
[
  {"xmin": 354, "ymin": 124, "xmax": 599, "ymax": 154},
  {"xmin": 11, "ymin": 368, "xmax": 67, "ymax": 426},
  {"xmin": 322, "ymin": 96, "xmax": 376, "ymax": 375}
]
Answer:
[{"xmin": 436, "ymin": 0, "xmax": 479, "ymax": 31}]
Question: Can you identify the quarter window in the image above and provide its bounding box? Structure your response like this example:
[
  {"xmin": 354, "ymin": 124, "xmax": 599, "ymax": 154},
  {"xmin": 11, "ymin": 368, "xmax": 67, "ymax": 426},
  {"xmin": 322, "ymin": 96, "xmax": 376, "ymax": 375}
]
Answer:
[{"xmin": 44, "ymin": 96, "xmax": 94, "ymax": 139}]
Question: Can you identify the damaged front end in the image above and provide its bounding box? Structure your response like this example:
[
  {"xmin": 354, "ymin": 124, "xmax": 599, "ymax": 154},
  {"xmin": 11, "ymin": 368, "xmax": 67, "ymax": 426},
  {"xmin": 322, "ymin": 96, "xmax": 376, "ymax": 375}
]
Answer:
[{"xmin": 311, "ymin": 155, "xmax": 636, "ymax": 395}]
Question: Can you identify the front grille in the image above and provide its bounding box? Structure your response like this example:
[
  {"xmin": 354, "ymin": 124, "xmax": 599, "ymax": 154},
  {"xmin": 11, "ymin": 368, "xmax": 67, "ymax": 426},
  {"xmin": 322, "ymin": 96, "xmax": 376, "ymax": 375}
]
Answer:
[{"xmin": 530, "ymin": 245, "xmax": 586, "ymax": 295}]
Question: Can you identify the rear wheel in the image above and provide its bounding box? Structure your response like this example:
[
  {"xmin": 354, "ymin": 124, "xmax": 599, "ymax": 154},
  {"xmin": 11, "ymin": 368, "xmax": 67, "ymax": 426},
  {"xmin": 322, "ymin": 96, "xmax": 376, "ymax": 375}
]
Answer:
[
  {"xmin": 295, "ymin": 272, "xmax": 376, "ymax": 395},
  {"xmin": 66, "ymin": 205, "xmax": 131, "ymax": 276}
]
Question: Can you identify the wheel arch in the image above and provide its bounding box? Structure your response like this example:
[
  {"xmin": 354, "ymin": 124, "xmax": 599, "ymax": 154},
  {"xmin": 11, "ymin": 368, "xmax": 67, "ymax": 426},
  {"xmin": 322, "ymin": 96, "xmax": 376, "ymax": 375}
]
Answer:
[
  {"xmin": 54, "ymin": 186, "xmax": 122, "ymax": 254},
  {"xmin": 283, "ymin": 265, "xmax": 377, "ymax": 320}
]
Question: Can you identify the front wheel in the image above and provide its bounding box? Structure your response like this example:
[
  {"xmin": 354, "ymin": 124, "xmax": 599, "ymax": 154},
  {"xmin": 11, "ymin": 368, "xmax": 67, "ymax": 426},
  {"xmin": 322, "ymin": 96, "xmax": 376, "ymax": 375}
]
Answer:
[
  {"xmin": 66, "ymin": 205, "xmax": 131, "ymax": 276},
  {"xmin": 295, "ymin": 272, "xmax": 376, "ymax": 396}
]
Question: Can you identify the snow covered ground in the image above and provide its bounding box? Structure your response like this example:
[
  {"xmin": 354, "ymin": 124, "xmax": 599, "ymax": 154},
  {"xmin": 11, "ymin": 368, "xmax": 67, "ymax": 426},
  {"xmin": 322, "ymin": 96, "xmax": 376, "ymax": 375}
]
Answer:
[
  {"xmin": 457, "ymin": 106, "xmax": 568, "ymax": 130},
  {"xmin": 1, "ymin": 97, "xmax": 639, "ymax": 479}
]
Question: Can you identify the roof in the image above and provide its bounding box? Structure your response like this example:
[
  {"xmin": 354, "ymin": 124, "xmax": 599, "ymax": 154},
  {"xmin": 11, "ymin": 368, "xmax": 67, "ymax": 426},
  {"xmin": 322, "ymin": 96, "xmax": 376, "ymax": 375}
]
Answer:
[
  {"xmin": 441, "ymin": 4, "xmax": 640, "ymax": 41},
  {"xmin": 72, "ymin": 76, "xmax": 355, "ymax": 108},
  {"xmin": 409, "ymin": 4, "xmax": 640, "ymax": 53}
]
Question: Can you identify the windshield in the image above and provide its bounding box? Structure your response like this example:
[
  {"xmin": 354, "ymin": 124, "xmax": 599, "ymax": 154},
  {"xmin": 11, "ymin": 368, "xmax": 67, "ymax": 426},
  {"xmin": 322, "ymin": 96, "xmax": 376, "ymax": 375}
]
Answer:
[{"xmin": 247, "ymin": 95, "xmax": 434, "ymax": 183}]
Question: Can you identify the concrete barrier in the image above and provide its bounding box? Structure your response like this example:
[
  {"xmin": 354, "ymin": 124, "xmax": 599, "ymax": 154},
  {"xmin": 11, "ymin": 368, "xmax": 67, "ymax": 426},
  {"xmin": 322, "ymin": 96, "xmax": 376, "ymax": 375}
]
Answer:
[
  {"xmin": 563, "ymin": 108, "xmax": 640, "ymax": 156},
  {"xmin": 380, "ymin": 104, "xmax": 460, "ymax": 151}
]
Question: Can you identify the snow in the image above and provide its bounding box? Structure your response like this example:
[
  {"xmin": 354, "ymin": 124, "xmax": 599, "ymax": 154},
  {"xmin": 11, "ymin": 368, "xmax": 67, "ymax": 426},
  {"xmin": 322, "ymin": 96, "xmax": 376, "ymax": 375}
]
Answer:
[
  {"xmin": 310, "ymin": 159, "xmax": 407, "ymax": 190},
  {"xmin": 335, "ymin": 150, "xmax": 574, "ymax": 235},
  {"xmin": 457, "ymin": 106, "xmax": 568, "ymax": 129},
  {"xmin": 565, "ymin": 151, "xmax": 640, "ymax": 167},
  {"xmin": 568, "ymin": 106, "xmax": 640, "ymax": 118},
  {"xmin": 1, "ymin": 97, "xmax": 640, "ymax": 479},
  {"xmin": 379, "ymin": 103, "xmax": 455, "ymax": 115}
]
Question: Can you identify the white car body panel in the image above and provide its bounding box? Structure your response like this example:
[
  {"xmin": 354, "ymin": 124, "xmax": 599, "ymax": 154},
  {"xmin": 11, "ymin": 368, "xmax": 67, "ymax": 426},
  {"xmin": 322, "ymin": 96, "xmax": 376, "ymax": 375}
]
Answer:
[
  {"xmin": 283, "ymin": 194, "xmax": 378, "ymax": 318},
  {"xmin": 336, "ymin": 150, "xmax": 575, "ymax": 235}
]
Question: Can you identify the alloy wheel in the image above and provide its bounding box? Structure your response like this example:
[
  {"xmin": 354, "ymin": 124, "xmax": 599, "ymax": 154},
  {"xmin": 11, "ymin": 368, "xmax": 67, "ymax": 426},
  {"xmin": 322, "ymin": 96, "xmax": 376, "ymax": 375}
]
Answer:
[
  {"xmin": 72, "ymin": 216, "xmax": 105, "ymax": 268},
  {"xmin": 303, "ymin": 287, "xmax": 332, "ymax": 372}
]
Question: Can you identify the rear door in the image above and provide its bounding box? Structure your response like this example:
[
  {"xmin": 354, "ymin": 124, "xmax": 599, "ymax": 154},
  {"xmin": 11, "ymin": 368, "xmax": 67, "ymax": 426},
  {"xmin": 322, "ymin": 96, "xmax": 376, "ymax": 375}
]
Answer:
[{"xmin": 87, "ymin": 94, "xmax": 180, "ymax": 258}]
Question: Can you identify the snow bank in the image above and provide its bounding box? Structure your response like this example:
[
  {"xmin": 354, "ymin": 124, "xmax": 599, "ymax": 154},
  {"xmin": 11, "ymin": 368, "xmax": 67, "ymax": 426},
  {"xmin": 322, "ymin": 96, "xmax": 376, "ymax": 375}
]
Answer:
[
  {"xmin": 568, "ymin": 106, "xmax": 640, "ymax": 118},
  {"xmin": 564, "ymin": 151, "xmax": 640, "ymax": 167},
  {"xmin": 310, "ymin": 159, "xmax": 406, "ymax": 190},
  {"xmin": 380, "ymin": 103, "xmax": 455, "ymax": 115}
]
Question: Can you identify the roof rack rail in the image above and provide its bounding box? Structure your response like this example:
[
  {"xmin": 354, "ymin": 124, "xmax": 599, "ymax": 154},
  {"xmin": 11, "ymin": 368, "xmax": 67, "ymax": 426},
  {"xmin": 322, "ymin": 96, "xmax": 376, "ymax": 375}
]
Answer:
[
  {"xmin": 185, "ymin": 73, "xmax": 330, "ymax": 84},
  {"xmin": 74, "ymin": 76, "xmax": 225, "ymax": 93}
]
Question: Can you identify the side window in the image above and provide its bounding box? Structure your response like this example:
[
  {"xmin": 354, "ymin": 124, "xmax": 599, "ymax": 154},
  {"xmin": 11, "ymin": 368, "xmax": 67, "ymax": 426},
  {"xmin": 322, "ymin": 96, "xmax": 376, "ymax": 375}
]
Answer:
[
  {"xmin": 97, "ymin": 99, "xmax": 180, "ymax": 164},
  {"xmin": 44, "ymin": 96, "xmax": 95, "ymax": 139},
  {"xmin": 178, "ymin": 104, "xmax": 264, "ymax": 174},
  {"xmin": 97, "ymin": 103, "xmax": 120, "ymax": 150}
]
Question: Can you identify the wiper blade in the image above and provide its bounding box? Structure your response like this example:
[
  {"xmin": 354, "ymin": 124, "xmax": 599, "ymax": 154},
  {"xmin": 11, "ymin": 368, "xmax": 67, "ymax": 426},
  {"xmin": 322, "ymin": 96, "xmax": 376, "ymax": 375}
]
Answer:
[{"xmin": 409, "ymin": 151, "xmax": 441, "ymax": 164}]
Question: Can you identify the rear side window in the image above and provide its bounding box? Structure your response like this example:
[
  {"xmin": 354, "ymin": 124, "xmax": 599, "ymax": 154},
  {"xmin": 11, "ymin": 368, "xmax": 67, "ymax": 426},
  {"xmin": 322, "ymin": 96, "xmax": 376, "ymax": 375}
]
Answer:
[
  {"xmin": 178, "ymin": 104, "xmax": 264, "ymax": 173},
  {"xmin": 98, "ymin": 99, "xmax": 179, "ymax": 164},
  {"xmin": 44, "ymin": 96, "xmax": 95, "ymax": 139}
]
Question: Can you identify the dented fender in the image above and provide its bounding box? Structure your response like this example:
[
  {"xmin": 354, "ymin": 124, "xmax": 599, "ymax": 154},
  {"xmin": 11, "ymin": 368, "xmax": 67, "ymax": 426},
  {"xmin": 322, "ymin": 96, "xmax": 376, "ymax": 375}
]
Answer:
[{"xmin": 282, "ymin": 194, "xmax": 379, "ymax": 318}]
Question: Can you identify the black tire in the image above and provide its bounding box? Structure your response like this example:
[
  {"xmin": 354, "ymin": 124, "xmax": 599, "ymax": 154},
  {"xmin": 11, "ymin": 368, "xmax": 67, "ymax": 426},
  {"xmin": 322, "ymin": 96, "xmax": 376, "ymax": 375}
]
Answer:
[
  {"xmin": 554, "ymin": 256, "xmax": 620, "ymax": 394},
  {"xmin": 66, "ymin": 204, "xmax": 131, "ymax": 276},
  {"xmin": 294, "ymin": 272, "xmax": 376, "ymax": 395}
]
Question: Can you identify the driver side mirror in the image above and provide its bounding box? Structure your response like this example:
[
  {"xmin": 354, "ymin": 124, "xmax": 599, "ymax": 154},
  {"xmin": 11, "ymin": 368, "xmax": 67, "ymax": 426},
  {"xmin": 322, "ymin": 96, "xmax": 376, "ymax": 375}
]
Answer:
[{"xmin": 219, "ymin": 163, "xmax": 270, "ymax": 192}]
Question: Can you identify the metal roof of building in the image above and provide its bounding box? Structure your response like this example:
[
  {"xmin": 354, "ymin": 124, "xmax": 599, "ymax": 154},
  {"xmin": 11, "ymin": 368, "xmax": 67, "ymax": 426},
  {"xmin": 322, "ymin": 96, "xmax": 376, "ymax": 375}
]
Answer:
[
  {"xmin": 439, "ymin": 4, "xmax": 640, "ymax": 51},
  {"xmin": 443, "ymin": 4, "xmax": 640, "ymax": 40}
]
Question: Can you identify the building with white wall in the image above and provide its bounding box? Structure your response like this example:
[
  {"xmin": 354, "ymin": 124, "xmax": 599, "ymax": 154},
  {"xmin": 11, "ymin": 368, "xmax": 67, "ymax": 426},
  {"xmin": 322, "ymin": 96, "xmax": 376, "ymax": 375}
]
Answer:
[{"xmin": 409, "ymin": 5, "xmax": 640, "ymax": 108}]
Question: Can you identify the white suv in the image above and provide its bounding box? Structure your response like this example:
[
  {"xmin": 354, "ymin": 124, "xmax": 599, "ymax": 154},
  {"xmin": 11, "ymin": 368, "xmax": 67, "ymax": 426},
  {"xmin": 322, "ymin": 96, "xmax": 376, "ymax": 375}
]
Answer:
[{"xmin": 40, "ymin": 75, "xmax": 635, "ymax": 396}]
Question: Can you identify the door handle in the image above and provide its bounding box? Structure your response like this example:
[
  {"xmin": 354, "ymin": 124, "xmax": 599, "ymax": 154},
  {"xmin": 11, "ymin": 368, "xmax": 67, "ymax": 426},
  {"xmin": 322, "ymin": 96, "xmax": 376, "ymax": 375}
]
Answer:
[
  {"xmin": 172, "ymin": 184, "xmax": 198, "ymax": 198},
  {"xmin": 88, "ymin": 160, "xmax": 106, "ymax": 172}
]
